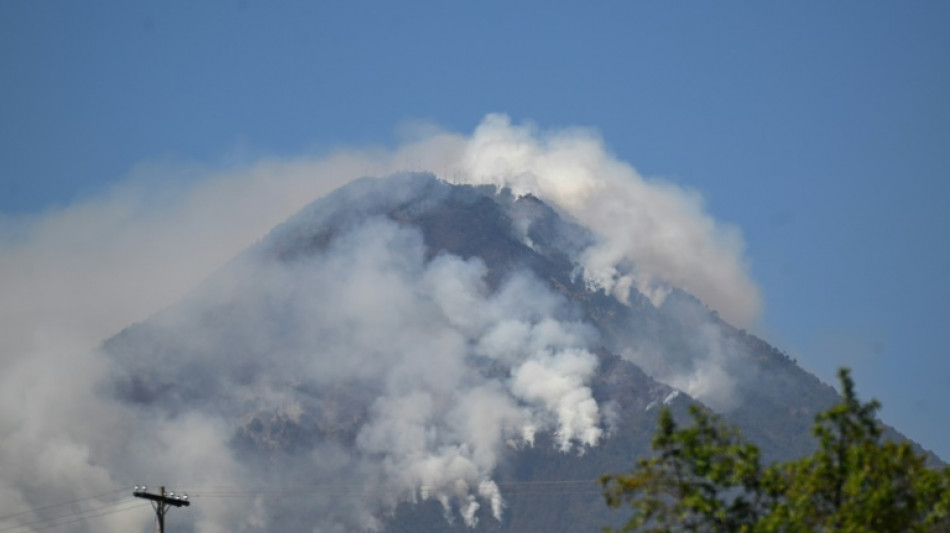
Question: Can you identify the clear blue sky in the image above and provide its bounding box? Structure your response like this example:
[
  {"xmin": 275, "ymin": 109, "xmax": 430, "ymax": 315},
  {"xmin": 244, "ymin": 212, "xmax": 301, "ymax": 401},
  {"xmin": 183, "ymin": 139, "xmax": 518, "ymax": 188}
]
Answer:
[{"xmin": 2, "ymin": 2, "xmax": 948, "ymax": 458}]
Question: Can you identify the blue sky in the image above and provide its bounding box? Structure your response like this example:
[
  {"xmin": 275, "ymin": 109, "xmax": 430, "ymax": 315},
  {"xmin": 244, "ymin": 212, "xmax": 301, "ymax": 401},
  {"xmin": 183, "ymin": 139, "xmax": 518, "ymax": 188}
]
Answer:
[{"xmin": 2, "ymin": 1, "xmax": 948, "ymax": 460}]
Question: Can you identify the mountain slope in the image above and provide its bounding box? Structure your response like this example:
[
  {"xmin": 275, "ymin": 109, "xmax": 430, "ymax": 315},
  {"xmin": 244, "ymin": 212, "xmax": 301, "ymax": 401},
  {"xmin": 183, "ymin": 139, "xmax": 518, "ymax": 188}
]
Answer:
[{"xmin": 103, "ymin": 173, "xmax": 926, "ymax": 532}]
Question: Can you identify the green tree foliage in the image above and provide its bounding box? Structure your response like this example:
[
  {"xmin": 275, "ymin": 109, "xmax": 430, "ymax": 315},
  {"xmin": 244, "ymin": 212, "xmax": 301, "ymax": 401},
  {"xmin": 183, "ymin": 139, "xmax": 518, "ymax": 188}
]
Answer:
[
  {"xmin": 601, "ymin": 369, "xmax": 950, "ymax": 532},
  {"xmin": 601, "ymin": 404, "xmax": 768, "ymax": 533}
]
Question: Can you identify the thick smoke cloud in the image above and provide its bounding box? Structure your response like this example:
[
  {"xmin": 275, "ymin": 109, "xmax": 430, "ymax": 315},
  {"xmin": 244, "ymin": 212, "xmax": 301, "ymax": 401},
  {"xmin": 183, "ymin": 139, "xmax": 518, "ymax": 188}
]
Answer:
[
  {"xmin": 0, "ymin": 114, "xmax": 759, "ymax": 531},
  {"xmin": 109, "ymin": 213, "xmax": 602, "ymax": 530},
  {"xmin": 445, "ymin": 114, "xmax": 760, "ymax": 327}
]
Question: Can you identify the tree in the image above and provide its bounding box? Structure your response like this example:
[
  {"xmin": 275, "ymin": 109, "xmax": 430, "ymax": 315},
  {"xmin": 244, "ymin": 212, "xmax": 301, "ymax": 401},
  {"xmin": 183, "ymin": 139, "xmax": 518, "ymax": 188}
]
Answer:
[
  {"xmin": 601, "ymin": 368, "xmax": 950, "ymax": 532},
  {"xmin": 601, "ymin": 404, "xmax": 768, "ymax": 532}
]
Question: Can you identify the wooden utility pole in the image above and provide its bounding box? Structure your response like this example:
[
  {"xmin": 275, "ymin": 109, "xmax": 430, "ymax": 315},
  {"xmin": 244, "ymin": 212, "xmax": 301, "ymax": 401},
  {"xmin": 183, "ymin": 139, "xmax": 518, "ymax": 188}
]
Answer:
[{"xmin": 133, "ymin": 485, "xmax": 190, "ymax": 533}]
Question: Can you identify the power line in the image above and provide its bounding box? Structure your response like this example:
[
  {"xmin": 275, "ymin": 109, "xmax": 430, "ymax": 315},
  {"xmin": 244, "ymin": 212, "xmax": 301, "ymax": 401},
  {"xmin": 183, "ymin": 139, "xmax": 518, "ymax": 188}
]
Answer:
[
  {"xmin": 0, "ymin": 487, "xmax": 129, "ymax": 523},
  {"xmin": 171, "ymin": 478, "xmax": 604, "ymax": 502},
  {"xmin": 12, "ymin": 502, "xmax": 149, "ymax": 533},
  {"xmin": 0, "ymin": 499, "xmax": 145, "ymax": 533},
  {"xmin": 182, "ymin": 478, "xmax": 600, "ymax": 494}
]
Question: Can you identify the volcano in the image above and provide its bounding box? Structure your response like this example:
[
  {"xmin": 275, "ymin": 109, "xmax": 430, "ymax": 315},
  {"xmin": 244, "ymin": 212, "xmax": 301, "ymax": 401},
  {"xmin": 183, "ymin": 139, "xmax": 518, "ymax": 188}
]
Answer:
[{"xmin": 102, "ymin": 173, "xmax": 925, "ymax": 532}]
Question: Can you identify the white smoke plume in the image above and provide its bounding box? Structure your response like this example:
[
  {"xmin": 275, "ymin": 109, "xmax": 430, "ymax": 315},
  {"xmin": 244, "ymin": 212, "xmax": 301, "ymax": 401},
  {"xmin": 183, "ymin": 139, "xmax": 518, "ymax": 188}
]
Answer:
[
  {"xmin": 0, "ymin": 114, "xmax": 760, "ymax": 531},
  {"xmin": 626, "ymin": 298, "xmax": 755, "ymax": 413},
  {"xmin": 111, "ymin": 212, "xmax": 602, "ymax": 529},
  {"xmin": 443, "ymin": 114, "xmax": 760, "ymax": 327}
]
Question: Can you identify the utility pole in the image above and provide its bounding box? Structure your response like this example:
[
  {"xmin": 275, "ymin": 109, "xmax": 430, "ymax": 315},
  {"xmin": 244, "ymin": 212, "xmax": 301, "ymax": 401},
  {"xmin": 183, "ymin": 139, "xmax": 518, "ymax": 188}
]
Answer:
[{"xmin": 133, "ymin": 485, "xmax": 190, "ymax": 533}]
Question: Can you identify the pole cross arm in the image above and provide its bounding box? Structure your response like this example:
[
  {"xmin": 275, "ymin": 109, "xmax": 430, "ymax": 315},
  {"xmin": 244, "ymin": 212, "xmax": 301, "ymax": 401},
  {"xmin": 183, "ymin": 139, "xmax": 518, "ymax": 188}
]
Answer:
[{"xmin": 133, "ymin": 490, "xmax": 191, "ymax": 507}]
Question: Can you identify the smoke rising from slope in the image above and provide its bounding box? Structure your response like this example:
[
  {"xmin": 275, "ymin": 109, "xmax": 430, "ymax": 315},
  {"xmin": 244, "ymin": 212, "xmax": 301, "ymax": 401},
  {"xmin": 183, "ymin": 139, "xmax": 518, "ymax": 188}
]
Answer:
[
  {"xmin": 0, "ymin": 115, "xmax": 760, "ymax": 531},
  {"xmin": 445, "ymin": 114, "xmax": 760, "ymax": 327},
  {"xmin": 108, "ymin": 212, "xmax": 603, "ymax": 530}
]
